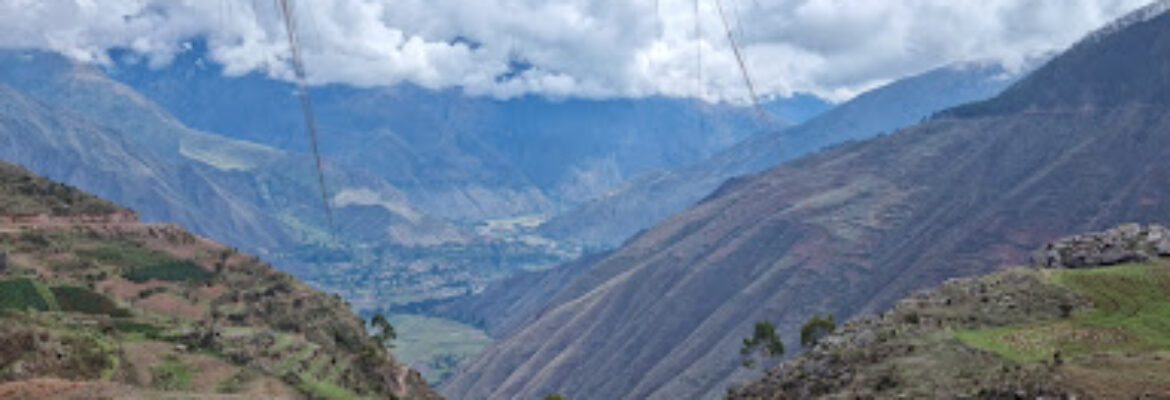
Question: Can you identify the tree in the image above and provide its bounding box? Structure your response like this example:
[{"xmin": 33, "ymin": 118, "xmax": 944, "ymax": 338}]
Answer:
[
  {"xmin": 800, "ymin": 314, "xmax": 836, "ymax": 348},
  {"xmin": 740, "ymin": 320, "xmax": 784, "ymax": 368},
  {"xmin": 370, "ymin": 313, "xmax": 397, "ymax": 348},
  {"xmin": 543, "ymin": 394, "xmax": 569, "ymax": 400}
]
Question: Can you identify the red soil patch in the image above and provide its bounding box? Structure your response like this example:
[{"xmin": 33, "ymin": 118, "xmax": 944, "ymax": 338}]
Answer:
[{"xmin": 135, "ymin": 292, "xmax": 205, "ymax": 321}]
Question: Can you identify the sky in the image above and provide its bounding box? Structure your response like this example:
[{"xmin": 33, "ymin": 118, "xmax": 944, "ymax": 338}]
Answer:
[{"xmin": 0, "ymin": 0, "xmax": 1158, "ymax": 102}]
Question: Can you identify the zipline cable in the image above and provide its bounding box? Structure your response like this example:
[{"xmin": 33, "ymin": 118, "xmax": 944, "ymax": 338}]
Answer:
[
  {"xmin": 275, "ymin": 0, "xmax": 337, "ymax": 242},
  {"xmin": 712, "ymin": 0, "xmax": 771, "ymax": 121}
]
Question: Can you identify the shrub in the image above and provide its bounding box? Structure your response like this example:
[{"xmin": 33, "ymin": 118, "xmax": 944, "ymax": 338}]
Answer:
[
  {"xmin": 741, "ymin": 320, "xmax": 784, "ymax": 368},
  {"xmin": 800, "ymin": 314, "xmax": 836, "ymax": 348}
]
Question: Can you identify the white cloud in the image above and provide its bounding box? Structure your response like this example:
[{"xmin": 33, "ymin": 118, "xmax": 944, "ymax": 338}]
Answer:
[{"xmin": 0, "ymin": 0, "xmax": 1157, "ymax": 102}]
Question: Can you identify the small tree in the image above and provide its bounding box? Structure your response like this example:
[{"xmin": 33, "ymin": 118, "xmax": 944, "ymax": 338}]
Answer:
[
  {"xmin": 740, "ymin": 320, "xmax": 784, "ymax": 368},
  {"xmin": 800, "ymin": 314, "xmax": 836, "ymax": 348},
  {"xmin": 543, "ymin": 394, "xmax": 569, "ymax": 400},
  {"xmin": 370, "ymin": 313, "xmax": 397, "ymax": 349}
]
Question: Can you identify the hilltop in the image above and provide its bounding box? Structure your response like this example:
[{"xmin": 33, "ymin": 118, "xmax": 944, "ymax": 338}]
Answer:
[
  {"xmin": 730, "ymin": 224, "xmax": 1170, "ymax": 399},
  {"xmin": 0, "ymin": 160, "xmax": 437, "ymax": 399}
]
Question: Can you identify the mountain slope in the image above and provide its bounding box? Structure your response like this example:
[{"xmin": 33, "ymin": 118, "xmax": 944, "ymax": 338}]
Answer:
[
  {"xmin": 0, "ymin": 83, "xmax": 292, "ymax": 252},
  {"xmin": 444, "ymin": 5, "xmax": 1170, "ymax": 399},
  {"xmin": 541, "ymin": 62, "xmax": 1021, "ymax": 248},
  {"xmin": 0, "ymin": 160, "xmax": 437, "ymax": 399},
  {"xmin": 730, "ymin": 224, "xmax": 1170, "ymax": 399},
  {"xmin": 104, "ymin": 46, "xmax": 824, "ymax": 221},
  {"xmin": 0, "ymin": 51, "xmax": 464, "ymax": 254}
]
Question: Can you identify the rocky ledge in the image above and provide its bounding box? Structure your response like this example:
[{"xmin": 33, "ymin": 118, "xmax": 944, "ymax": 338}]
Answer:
[{"xmin": 1032, "ymin": 223, "xmax": 1170, "ymax": 269}]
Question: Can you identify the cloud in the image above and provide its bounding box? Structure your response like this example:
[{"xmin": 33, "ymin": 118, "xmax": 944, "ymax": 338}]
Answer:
[{"xmin": 0, "ymin": 0, "xmax": 1157, "ymax": 102}]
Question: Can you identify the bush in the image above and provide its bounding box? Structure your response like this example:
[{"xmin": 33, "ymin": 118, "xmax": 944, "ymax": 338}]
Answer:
[
  {"xmin": 741, "ymin": 320, "xmax": 784, "ymax": 368},
  {"xmin": 800, "ymin": 314, "xmax": 836, "ymax": 348}
]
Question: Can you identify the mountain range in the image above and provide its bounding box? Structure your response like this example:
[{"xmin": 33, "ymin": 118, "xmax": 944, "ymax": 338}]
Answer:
[
  {"xmin": 540, "ymin": 61, "xmax": 1026, "ymax": 248},
  {"xmin": 443, "ymin": 3, "xmax": 1170, "ymax": 399},
  {"xmin": 103, "ymin": 44, "xmax": 828, "ymax": 221}
]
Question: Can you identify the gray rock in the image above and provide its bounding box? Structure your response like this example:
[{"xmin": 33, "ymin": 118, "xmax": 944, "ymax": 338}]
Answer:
[{"xmin": 1034, "ymin": 223, "xmax": 1168, "ymax": 269}]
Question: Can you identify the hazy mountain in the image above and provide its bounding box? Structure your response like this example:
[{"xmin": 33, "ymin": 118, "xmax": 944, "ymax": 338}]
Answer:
[
  {"xmin": 103, "ymin": 45, "xmax": 829, "ymax": 221},
  {"xmin": 0, "ymin": 51, "xmax": 463, "ymax": 254},
  {"xmin": 541, "ymin": 62, "xmax": 1024, "ymax": 249},
  {"xmin": 443, "ymin": 4, "xmax": 1170, "ymax": 399}
]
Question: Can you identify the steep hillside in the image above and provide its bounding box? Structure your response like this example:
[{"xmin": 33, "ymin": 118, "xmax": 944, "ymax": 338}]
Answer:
[
  {"xmin": 0, "ymin": 51, "xmax": 462, "ymax": 252},
  {"xmin": 0, "ymin": 52, "xmax": 553, "ymax": 311},
  {"xmin": 444, "ymin": 4, "xmax": 1170, "ymax": 399},
  {"xmin": 541, "ymin": 62, "xmax": 1021, "ymax": 248},
  {"xmin": 0, "ymin": 160, "xmax": 437, "ymax": 399},
  {"xmin": 103, "ymin": 45, "xmax": 824, "ymax": 221},
  {"xmin": 0, "ymin": 83, "xmax": 293, "ymax": 253},
  {"xmin": 730, "ymin": 224, "xmax": 1170, "ymax": 399}
]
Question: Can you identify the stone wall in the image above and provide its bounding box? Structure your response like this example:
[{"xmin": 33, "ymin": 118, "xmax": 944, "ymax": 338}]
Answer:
[{"xmin": 1033, "ymin": 223, "xmax": 1170, "ymax": 269}]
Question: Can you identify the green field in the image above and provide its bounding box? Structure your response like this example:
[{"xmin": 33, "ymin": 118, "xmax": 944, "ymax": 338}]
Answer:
[
  {"xmin": 122, "ymin": 260, "xmax": 212, "ymax": 283},
  {"xmin": 151, "ymin": 357, "xmax": 196, "ymax": 391},
  {"xmin": 957, "ymin": 263, "xmax": 1170, "ymax": 362},
  {"xmin": 52, "ymin": 286, "xmax": 131, "ymax": 317},
  {"xmin": 389, "ymin": 314, "xmax": 492, "ymax": 384},
  {"xmin": 0, "ymin": 278, "xmax": 54, "ymax": 311}
]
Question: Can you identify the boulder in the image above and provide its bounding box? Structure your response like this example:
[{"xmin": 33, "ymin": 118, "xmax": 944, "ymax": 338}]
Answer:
[{"xmin": 1034, "ymin": 224, "xmax": 1169, "ymax": 269}]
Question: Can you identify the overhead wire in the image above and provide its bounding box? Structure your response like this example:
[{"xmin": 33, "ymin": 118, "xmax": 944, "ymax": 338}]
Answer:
[
  {"xmin": 274, "ymin": 0, "xmax": 337, "ymax": 242},
  {"xmin": 712, "ymin": 0, "xmax": 771, "ymax": 121},
  {"xmin": 695, "ymin": 0, "xmax": 708, "ymax": 143}
]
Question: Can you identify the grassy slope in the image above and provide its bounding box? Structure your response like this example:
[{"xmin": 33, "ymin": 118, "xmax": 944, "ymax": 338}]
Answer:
[
  {"xmin": 958, "ymin": 263, "xmax": 1170, "ymax": 362},
  {"xmin": 730, "ymin": 260, "xmax": 1170, "ymax": 399}
]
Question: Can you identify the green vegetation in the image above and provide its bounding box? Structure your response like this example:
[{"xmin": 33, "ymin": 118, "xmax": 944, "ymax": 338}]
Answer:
[
  {"xmin": 800, "ymin": 314, "xmax": 836, "ymax": 348},
  {"xmin": 78, "ymin": 242, "xmax": 213, "ymax": 283},
  {"xmin": 543, "ymin": 394, "xmax": 570, "ymax": 400},
  {"xmin": 297, "ymin": 373, "xmax": 365, "ymax": 400},
  {"xmin": 957, "ymin": 263, "xmax": 1170, "ymax": 363},
  {"xmin": 0, "ymin": 161, "xmax": 121, "ymax": 216},
  {"xmin": 740, "ymin": 320, "xmax": 784, "ymax": 368},
  {"xmin": 151, "ymin": 357, "xmax": 196, "ymax": 391},
  {"xmin": 389, "ymin": 314, "xmax": 492, "ymax": 384},
  {"xmin": 113, "ymin": 321, "xmax": 162, "ymax": 339},
  {"xmin": 51, "ymin": 286, "xmax": 130, "ymax": 317},
  {"xmin": 80, "ymin": 241, "xmax": 172, "ymax": 268},
  {"xmin": 0, "ymin": 278, "xmax": 54, "ymax": 311},
  {"xmin": 370, "ymin": 313, "xmax": 397, "ymax": 349},
  {"xmin": 122, "ymin": 260, "xmax": 212, "ymax": 283}
]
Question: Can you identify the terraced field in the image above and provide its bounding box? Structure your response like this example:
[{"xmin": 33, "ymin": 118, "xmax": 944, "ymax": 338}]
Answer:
[{"xmin": 957, "ymin": 262, "xmax": 1170, "ymax": 362}]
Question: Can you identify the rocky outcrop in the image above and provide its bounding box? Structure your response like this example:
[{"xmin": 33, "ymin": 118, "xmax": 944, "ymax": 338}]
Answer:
[
  {"xmin": 1032, "ymin": 223, "xmax": 1170, "ymax": 269},
  {"xmin": 727, "ymin": 269, "xmax": 1085, "ymax": 399}
]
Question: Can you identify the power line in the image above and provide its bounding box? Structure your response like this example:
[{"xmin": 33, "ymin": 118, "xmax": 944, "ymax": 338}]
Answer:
[
  {"xmin": 712, "ymin": 0, "xmax": 769, "ymax": 120},
  {"xmin": 275, "ymin": 0, "xmax": 336, "ymax": 241}
]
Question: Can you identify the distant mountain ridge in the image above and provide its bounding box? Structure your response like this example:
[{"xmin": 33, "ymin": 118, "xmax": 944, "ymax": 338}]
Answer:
[
  {"xmin": 444, "ymin": 5, "xmax": 1170, "ymax": 399},
  {"xmin": 0, "ymin": 50, "xmax": 464, "ymax": 255},
  {"xmin": 540, "ymin": 61, "xmax": 1023, "ymax": 248},
  {"xmin": 102, "ymin": 44, "xmax": 828, "ymax": 221}
]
